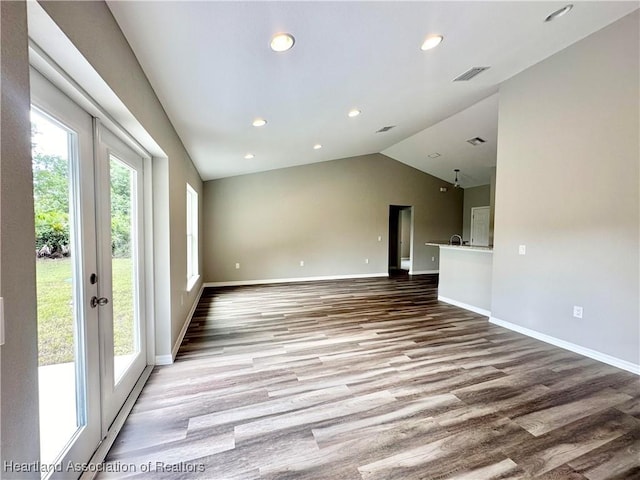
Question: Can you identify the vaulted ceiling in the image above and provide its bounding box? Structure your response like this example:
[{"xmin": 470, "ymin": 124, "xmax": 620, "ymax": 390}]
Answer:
[{"xmin": 107, "ymin": 1, "xmax": 638, "ymax": 187}]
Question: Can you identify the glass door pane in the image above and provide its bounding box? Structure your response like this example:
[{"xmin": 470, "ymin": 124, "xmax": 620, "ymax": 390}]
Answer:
[
  {"xmin": 32, "ymin": 109, "xmax": 86, "ymax": 468},
  {"xmin": 110, "ymin": 156, "xmax": 140, "ymax": 383}
]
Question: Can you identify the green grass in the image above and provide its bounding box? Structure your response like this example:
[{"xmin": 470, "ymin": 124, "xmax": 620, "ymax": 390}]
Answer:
[{"xmin": 37, "ymin": 257, "xmax": 136, "ymax": 366}]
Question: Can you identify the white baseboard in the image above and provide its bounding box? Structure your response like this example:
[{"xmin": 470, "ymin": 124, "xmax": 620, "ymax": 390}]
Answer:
[
  {"xmin": 155, "ymin": 284, "xmax": 204, "ymax": 365},
  {"xmin": 438, "ymin": 295, "xmax": 491, "ymax": 317},
  {"xmin": 204, "ymin": 272, "xmax": 389, "ymax": 288},
  {"xmin": 155, "ymin": 354, "xmax": 173, "ymax": 366},
  {"xmin": 490, "ymin": 316, "xmax": 640, "ymax": 375},
  {"xmin": 410, "ymin": 270, "xmax": 439, "ymax": 275}
]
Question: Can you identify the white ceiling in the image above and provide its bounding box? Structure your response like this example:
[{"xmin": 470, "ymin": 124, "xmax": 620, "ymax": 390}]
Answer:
[{"xmin": 107, "ymin": 1, "xmax": 638, "ymax": 185}]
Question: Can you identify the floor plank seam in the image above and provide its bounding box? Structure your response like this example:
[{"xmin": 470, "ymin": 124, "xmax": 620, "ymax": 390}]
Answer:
[{"xmin": 99, "ymin": 276, "xmax": 640, "ymax": 480}]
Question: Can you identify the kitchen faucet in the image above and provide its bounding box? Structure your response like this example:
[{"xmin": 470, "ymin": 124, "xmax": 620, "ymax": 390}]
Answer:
[{"xmin": 449, "ymin": 234, "xmax": 462, "ymax": 245}]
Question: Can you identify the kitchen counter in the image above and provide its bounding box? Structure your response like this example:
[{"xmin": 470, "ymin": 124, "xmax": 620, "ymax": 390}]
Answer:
[
  {"xmin": 425, "ymin": 242, "xmax": 493, "ymax": 253},
  {"xmin": 429, "ymin": 243, "xmax": 493, "ymax": 316}
]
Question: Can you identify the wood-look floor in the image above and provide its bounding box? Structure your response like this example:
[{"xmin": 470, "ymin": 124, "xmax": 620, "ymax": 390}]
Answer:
[{"xmin": 100, "ymin": 275, "xmax": 640, "ymax": 479}]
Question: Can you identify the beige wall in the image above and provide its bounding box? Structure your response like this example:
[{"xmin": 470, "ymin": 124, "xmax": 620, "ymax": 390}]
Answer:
[
  {"xmin": 1, "ymin": 0, "xmax": 40, "ymax": 474},
  {"xmin": 492, "ymin": 11, "xmax": 639, "ymax": 365},
  {"xmin": 39, "ymin": 1, "xmax": 204, "ymax": 358},
  {"xmin": 204, "ymin": 153, "xmax": 463, "ymax": 282},
  {"xmin": 439, "ymin": 248, "xmax": 493, "ymax": 313},
  {"xmin": 462, "ymin": 185, "xmax": 491, "ymax": 243}
]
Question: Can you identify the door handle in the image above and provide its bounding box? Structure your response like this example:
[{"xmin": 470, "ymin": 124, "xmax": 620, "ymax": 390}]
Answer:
[{"xmin": 90, "ymin": 296, "xmax": 109, "ymax": 308}]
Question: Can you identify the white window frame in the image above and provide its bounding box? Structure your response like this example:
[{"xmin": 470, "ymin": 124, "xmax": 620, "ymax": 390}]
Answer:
[{"xmin": 186, "ymin": 184, "xmax": 199, "ymax": 291}]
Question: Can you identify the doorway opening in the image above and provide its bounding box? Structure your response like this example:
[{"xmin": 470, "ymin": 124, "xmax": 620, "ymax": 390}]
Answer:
[{"xmin": 388, "ymin": 205, "xmax": 413, "ymax": 275}]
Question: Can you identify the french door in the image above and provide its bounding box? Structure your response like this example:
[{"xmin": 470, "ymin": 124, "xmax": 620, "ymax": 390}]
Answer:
[
  {"xmin": 94, "ymin": 126, "xmax": 147, "ymax": 429},
  {"xmin": 31, "ymin": 69, "xmax": 147, "ymax": 478}
]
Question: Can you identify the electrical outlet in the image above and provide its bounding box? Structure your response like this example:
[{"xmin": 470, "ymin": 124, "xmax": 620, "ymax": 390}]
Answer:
[
  {"xmin": 377, "ymin": 236, "xmax": 382, "ymax": 242},
  {"xmin": 299, "ymin": 260, "xmax": 304, "ymax": 267},
  {"xmin": 518, "ymin": 245, "xmax": 526, "ymax": 255},
  {"xmin": 431, "ymin": 256, "xmax": 435, "ymax": 262},
  {"xmin": 573, "ymin": 306, "xmax": 583, "ymax": 319},
  {"xmin": 365, "ymin": 258, "xmax": 369, "ymax": 264},
  {"xmin": 235, "ymin": 262, "xmax": 240, "ymax": 269}
]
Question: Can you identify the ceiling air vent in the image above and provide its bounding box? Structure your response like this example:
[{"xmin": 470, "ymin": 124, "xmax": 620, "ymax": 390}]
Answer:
[
  {"xmin": 467, "ymin": 137, "xmax": 486, "ymax": 146},
  {"xmin": 376, "ymin": 125, "xmax": 396, "ymax": 133},
  {"xmin": 453, "ymin": 66, "xmax": 490, "ymax": 82}
]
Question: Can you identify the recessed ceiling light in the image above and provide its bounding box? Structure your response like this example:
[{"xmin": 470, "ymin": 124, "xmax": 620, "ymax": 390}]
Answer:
[
  {"xmin": 421, "ymin": 34, "xmax": 444, "ymax": 51},
  {"xmin": 544, "ymin": 4, "xmax": 573, "ymax": 22},
  {"xmin": 244, "ymin": 153, "xmax": 255, "ymax": 159},
  {"xmin": 313, "ymin": 144, "xmax": 322, "ymax": 150},
  {"xmin": 348, "ymin": 109, "xmax": 361, "ymax": 118},
  {"xmin": 252, "ymin": 118, "xmax": 267, "ymax": 127},
  {"xmin": 270, "ymin": 33, "xmax": 295, "ymax": 52}
]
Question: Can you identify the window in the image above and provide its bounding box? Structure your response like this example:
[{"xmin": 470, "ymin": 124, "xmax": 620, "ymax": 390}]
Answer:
[{"xmin": 186, "ymin": 184, "xmax": 199, "ymax": 291}]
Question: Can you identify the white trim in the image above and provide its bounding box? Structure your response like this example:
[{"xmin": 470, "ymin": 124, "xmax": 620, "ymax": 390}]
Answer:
[
  {"xmin": 438, "ymin": 295, "xmax": 491, "ymax": 317},
  {"xmin": 204, "ymin": 272, "xmax": 389, "ymax": 288},
  {"xmin": 81, "ymin": 366, "xmax": 153, "ymax": 480},
  {"xmin": 186, "ymin": 184, "xmax": 199, "ymax": 287},
  {"xmin": 143, "ymin": 155, "xmax": 155, "ymax": 366},
  {"xmin": 186, "ymin": 274, "xmax": 200, "ymax": 293},
  {"xmin": 154, "ymin": 284, "xmax": 204, "ymax": 365},
  {"xmin": 410, "ymin": 270, "xmax": 439, "ymax": 275},
  {"xmin": 154, "ymin": 354, "xmax": 174, "ymax": 366},
  {"xmin": 489, "ymin": 316, "xmax": 640, "ymax": 375}
]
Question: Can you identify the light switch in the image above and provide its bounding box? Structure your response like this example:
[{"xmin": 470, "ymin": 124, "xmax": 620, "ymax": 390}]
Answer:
[
  {"xmin": 0, "ymin": 297, "xmax": 4, "ymax": 346},
  {"xmin": 518, "ymin": 245, "xmax": 526, "ymax": 255}
]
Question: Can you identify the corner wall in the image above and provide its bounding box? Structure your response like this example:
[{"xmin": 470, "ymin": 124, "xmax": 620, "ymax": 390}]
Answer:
[
  {"xmin": 1, "ymin": 0, "xmax": 40, "ymax": 473},
  {"xmin": 204, "ymin": 153, "xmax": 463, "ymax": 282},
  {"xmin": 492, "ymin": 11, "xmax": 639, "ymax": 366}
]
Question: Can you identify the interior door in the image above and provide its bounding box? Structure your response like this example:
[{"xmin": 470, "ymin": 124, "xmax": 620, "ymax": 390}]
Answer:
[
  {"xmin": 31, "ymin": 69, "xmax": 102, "ymax": 477},
  {"xmin": 471, "ymin": 206, "xmax": 491, "ymax": 246},
  {"xmin": 95, "ymin": 125, "xmax": 147, "ymax": 431}
]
